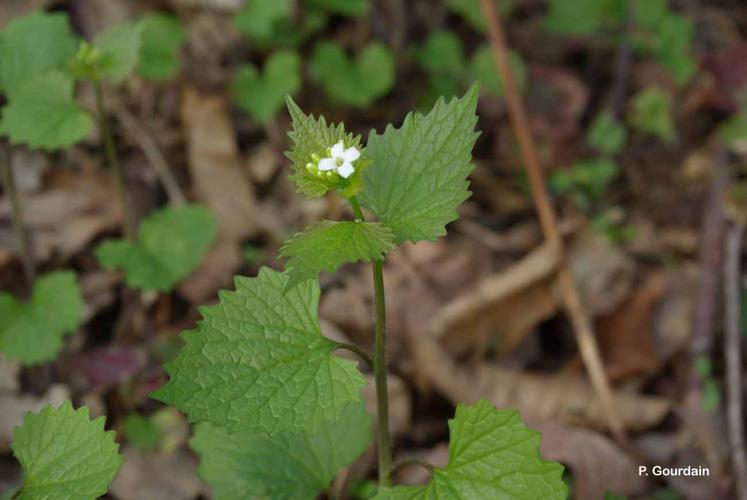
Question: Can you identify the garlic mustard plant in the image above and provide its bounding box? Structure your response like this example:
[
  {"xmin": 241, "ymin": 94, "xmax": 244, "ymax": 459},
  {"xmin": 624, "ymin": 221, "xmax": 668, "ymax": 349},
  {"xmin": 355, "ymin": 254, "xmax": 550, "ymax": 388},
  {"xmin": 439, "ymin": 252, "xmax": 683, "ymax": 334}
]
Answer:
[{"xmin": 153, "ymin": 86, "xmax": 568, "ymax": 498}]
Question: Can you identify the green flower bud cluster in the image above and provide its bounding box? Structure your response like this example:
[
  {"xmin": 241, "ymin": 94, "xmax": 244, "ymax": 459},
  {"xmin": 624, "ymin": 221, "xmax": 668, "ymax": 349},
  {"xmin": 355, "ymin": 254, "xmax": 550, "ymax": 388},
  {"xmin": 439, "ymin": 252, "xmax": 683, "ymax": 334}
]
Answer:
[{"xmin": 68, "ymin": 40, "xmax": 111, "ymax": 80}]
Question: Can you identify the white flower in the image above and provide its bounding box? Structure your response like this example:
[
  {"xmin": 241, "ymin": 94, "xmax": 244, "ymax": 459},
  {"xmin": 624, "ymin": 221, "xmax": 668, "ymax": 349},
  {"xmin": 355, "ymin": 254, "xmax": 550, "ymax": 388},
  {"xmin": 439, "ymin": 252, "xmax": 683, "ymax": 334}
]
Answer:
[{"xmin": 318, "ymin": 141, "xmax": 360, "ymax": 179}]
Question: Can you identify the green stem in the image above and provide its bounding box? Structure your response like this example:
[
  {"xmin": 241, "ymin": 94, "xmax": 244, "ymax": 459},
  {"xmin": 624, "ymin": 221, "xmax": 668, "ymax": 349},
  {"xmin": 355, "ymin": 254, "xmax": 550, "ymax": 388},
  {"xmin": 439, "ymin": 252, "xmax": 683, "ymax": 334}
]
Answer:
[
  {"xmin": 94, "ymin": 79, "xmax": 133, "ymax": 241},
  {"xmin": 334, "ymin": 342, "xmax": 373, "ymax": 368},
  {"xmin": 0, "ymin": 141, "xmax": 35, "ymax": 288},
  {"xmin": 348, "ymin": 195, "xmax": 393, "ymax": 485}
]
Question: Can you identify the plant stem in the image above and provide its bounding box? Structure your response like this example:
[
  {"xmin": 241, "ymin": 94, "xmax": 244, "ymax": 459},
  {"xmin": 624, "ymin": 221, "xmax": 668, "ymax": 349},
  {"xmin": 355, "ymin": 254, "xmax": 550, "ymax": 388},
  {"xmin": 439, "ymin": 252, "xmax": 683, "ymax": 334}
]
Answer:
[
  {"xmin": 371, "ymin": 258, "xmax": 392, "ymax": 485},
  {"xmin": 0, "ymin": 141, "xmax": 35, "ymax": 288},
  {"xmin": 334, "ymin": 342, "xmax": 373, "ymax": 368},
  {"xmin": 348, "ymin": 195, "xmax": 393, "ymax": 485},
  {"xmin": 94, "ymin": 79, "xmax": 134, "ymax": 241}
]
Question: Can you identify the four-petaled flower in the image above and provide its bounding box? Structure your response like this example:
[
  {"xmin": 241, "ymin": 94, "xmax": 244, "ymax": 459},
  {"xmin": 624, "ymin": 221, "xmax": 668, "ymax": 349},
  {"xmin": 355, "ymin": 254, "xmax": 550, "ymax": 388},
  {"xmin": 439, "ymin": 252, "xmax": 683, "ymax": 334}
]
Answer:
[{"xmin": 318, "ymin": 141, "xmax": 360, "ymax": 179}]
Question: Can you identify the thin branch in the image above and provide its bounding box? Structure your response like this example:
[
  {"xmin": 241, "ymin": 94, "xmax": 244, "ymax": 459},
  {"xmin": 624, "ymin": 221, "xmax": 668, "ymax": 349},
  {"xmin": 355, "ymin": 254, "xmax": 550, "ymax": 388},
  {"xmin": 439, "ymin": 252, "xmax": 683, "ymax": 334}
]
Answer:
[
  {"xmin": 0, "ymin": 141, "xmax": 35, "ymax": 288},
  {"xmin": 479, "ymin": 0, "xmax": 626, "ymax": 442},
  {"xmin": 112, "ymin": 103, "xmax": 186, "ymax": 206},
  {"xmin": 608, "ymin": 0, "xmax": 633, "ymax": 118},
  {"xmin": 724, "ymin": 222, "xmax": 747, "ymax": 500},
  {"xmin": 691, "ymin": 151, "xmax": 728, "ymax": 380}
]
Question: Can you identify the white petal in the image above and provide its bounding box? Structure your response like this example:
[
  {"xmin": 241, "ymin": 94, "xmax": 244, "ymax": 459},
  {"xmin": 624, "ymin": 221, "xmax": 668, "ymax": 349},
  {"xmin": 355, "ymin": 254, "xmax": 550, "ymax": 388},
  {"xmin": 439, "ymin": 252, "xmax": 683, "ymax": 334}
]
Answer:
[
  {"xmin": 330, "ymin": 141, "xmax": 345, "ymax": 159},
  {"xmin": 342, "ymin": 146, "xmax": 360, "ymax": 162},
  {"xmin": 337, "ymin": 161, "xmax": 355, "ymax": 179},
  {"xmin": 318, "ymin": 158, "xmax": 337, "ymax": 171}
]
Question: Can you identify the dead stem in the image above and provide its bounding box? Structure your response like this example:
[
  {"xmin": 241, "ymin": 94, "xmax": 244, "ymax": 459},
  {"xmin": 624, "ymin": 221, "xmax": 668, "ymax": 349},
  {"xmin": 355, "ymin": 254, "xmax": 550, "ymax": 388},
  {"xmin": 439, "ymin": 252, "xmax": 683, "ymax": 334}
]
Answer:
[
  {"xmin": 724, "ymin": 222, "xmax": 747, "ymax": 499},
  {"xmin": 479, "ymin": 0, "xmax": 626, "ymax": 442},
  {"xmin": 0, "ymin": 141, "xmax": 35, "ymax": 288},
  {"xmin": 113, "ymin": 103, "xmax": 186, "ymax": 206}
]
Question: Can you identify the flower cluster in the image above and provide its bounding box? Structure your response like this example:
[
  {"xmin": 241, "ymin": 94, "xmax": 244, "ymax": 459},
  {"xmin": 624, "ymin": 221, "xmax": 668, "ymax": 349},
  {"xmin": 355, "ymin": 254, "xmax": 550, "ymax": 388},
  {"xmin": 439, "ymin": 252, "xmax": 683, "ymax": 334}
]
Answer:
[{"xmin": 306, "ymin": 141, "xmax": 361, "ymax": 180}]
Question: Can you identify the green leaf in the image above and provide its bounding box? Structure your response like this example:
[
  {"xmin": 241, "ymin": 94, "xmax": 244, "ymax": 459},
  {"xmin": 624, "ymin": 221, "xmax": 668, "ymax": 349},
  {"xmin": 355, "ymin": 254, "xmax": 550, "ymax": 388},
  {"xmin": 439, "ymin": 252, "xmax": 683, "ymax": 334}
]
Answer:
[
  {"xmin": 375, "ymin": 400, "xmax": 567, "ymax": 499},
  {"xmin": 0, "ymin": 271, "xmax": 84, "ymax": 365},
  {"xmin": 310, "ymin": 41, "xmax": 395, "ymax": 108},
  {"xmin": 655, "ymin": 14, "xmax": 695, "ymax": 85},
  {"xmin": 285, "ymin": 96, "xmax": 366, "ymax": 198},
  {"xmin": 233, "ymin": 50, "xmax": 302, "ymax": 124},
  {"xmin": 95, "ymin": 204, "xmax": 217, "ymax": 292},
  {"xmin": 415, "ymin": 30, "xmax": 466, "ymax": 77},
  {"xmin": 0, "ymin": 71, "xmax": 93, "ymax": 151},
  {"xmin": 634, "ymin": 0, "xmax": 668, "ymax": 29},
  {"xmin": 151, "ymin": 267, "xmax": 366, "ymax": 434},
  {"xmin": 306, "ymin": 0, "xmax": 369, "ymax": 17},
  {"xmin": 233, "ymin": 0, "xmax": 291, "ymax": 41},
  {"xmin": 470, "ymin": 46, "xmax": 526, "ymax": 99},
  {"xmin": 191, "ymin": 401, "xmax": 372, "ymax": 499},
  {"xmin": 446, "ymin": 0, "xmax": 512, "ymax": 33},
  {"xmin": 11, "ymin": 401, "xmax": 123, "ymax": 499},
  {"xmin": 702, "ymin": 377, "xmax": 721, "ymax": 413},
  {"xmin": 280, "ymin": 220, "xmax": 395, "ymax": 289},
  {"xmin": 138, "ymin": 13, "xmax": 185, "ymax": 80},
  {"xmin": 0, "ymin": 11, "xmax": 78, "ymax": 94},
  {"xmin": 123, "ymin": 414, "xmax": 162, "ymax": 453},
  {"xmin": 586, "ymin": 110, "xmax": 627, "ymax": 155},
  {"xmin": 359, "ymin": 86, "xmax": 480, "ymax": 244},
  {"xmin": 630, "ymin": 1, "xmax": 695, "ymax": 86},
  {"xmin": 545, "ymin": 0, "xmax": 624, "ymax": 36},
  {"xmin": 721, "ymin": 110, "xmax": 747, "ymax": 152},
  {"xmin": 549, "ymin": 158, "xmax": 619, "ymax": 208},
  {"xmin": 93, "ymin": 21, "xmax": 144, "ymax": 83},
  {"xmin": 628, "ymin": 88, "xmax": 675, "ymax": 142}
]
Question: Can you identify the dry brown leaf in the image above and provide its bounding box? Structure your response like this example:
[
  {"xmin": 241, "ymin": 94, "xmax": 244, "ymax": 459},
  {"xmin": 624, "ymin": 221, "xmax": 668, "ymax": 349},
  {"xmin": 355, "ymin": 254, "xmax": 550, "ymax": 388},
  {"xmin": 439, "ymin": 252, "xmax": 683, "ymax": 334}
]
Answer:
[
  {"xmin": 567, "ymin": 230, "xmax": 635, "ymax": 316},
  {"xmin": 181, "ymin": 87, "xmax": 258, "ymax": 241},
  {"xmin": 0, "ymin": 169, "xmax": 121, "ymax": 261},
  {"xmin": 533, "ymin": 420, "xmax": 649, "ymax": 499},
  {"xmin": 0, "ymin": 384, "xmax": 69, "ymax": 450},
  {"xmin": 166, "ymin": 0, "xmax": 242, "ymax": 12},
  {"xmin": 180, "ymin": 87, "xmax": 258, "ymax": 299},
  {"xmin": 654, "ymin": 265, "xmax": 698, "ymax": 363},
  {"xmin": 393, "ymin": 444, "xmax": 449, "ymax": 486},
  {"xmin": 178, "ymin": 239, "xmax": 243, "ymax": 304},
  {"xmin": 110, "ymin": 447, "xmax": 204, "ymax": 500},
  {"xmin": 427, "ymin": 244, "xmax": 560, "ymax": 358},
  {"xmin": 474, "ymin": 365, "xmax": 671, "ymax": 432},
  {"xmin": 362, "ymin": 374, "xmax": 411, "ymax": 439},
  {"xmin": 320, "ymin": 271, "xmax": 374, "ymax": 336},
  {"xmin": 408, "ymin": 317, "xmax": 671, "ymax": 431},
  {"xmin": 568, "ymin": 271, "xmax": 666, "ymax": 382},
  {"xmin": 0, "ymin": 354, "xmax": 19, "ymax": 392},
  {"xmin": 0, "ymin": 0, "xmax": 50, "ymax": 29},
  {"xmin": 246, "ymin": 143, "xmax": 282, "ymax": 184},
  {"xmin": 597, "ymin": 271, "xmax": 666, "ymax": 381}
]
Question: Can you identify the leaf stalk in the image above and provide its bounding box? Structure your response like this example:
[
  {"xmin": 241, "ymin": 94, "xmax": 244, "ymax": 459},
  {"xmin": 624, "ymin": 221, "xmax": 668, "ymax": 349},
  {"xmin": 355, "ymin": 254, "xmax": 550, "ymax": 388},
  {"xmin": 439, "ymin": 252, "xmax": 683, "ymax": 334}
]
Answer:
[{"xmin": 334, "ymin": 342, "xmax": 373, "ymax": 368}]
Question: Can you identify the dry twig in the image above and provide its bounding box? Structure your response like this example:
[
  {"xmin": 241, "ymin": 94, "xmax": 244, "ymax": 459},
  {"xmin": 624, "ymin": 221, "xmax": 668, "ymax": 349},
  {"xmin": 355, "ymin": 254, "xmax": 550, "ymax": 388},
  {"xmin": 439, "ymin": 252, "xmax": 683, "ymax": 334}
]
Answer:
[
  {"xmin": 113, "ymin": 103, "xmax": 187, "ymax": 206},
  {"xmin": 0, "ymin": 141, "xmax": 35, "ymax": 288},
  {"xmin": 479, "ymin": 0, "xmax": 626, "ymax": 441},
  {"xmin": 724, "ymin": 222, "xmax": 747, "ymax": 499}
]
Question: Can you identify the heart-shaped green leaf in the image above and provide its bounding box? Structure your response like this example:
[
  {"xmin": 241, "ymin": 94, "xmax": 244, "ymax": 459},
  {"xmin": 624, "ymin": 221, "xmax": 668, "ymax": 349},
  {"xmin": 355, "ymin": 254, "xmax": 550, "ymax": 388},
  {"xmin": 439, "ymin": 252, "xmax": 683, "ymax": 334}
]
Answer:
[
  {"xmin": 233, "ymin": 49, "xmax": 302, "ymax": 124},
  {"xmin": 310, "ymin": 41, "xmax": 395, "ymax": 107}
]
